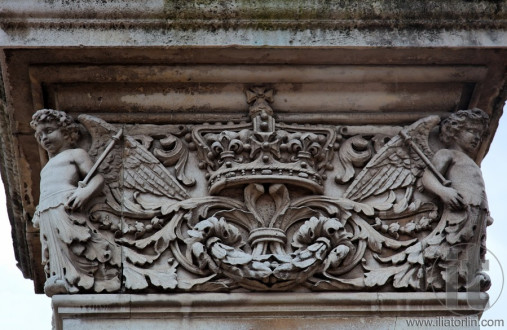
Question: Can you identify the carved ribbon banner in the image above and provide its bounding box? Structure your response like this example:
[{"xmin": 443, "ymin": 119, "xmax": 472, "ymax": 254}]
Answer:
[{"xmin": 31, "ymin": 89, "xmax": 491, "ymax": 296}]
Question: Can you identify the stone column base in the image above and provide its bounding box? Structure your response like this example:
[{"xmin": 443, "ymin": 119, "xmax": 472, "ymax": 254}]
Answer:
[{"xmin": 52, "ymin": 292, "xmax": 488, "ymax": 330}]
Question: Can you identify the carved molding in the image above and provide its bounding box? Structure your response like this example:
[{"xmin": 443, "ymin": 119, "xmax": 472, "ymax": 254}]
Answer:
[
  {"xmin": 1, "ymin": 1, "xmax": 505, "ymax": 32},
  {"xmin": 31, "ymin": 88, "xmax": 491, "ymax": 296}
]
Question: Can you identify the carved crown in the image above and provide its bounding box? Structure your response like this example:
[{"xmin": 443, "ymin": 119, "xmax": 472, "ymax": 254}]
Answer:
[{"xmin": 193, "ymin": 87, "xmax": 336, "ymax": 194}]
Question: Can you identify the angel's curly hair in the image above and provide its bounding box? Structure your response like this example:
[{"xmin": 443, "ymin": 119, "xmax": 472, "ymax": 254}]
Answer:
[
  {"xmin": 439, "ymin": 108, "xmax": 489, "ymax": 146},
  {"xmin": 30, "ymin": 109, "xmax": 80, "ymax": 146}
]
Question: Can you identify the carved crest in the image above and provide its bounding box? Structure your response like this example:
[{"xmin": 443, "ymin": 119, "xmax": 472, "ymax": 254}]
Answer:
[{"xmin": 193, "ymin": 88, "xmax": 335, "ymax": 194}]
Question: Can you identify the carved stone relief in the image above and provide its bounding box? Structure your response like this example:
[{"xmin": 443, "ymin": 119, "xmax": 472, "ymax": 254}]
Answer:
[{"xmin": 31, "ymin": 87, "xmax": 491, "ymax": 296}]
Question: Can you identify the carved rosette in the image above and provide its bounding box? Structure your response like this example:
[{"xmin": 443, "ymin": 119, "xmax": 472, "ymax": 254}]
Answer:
[{"xmin": 34, "ymin": 88, "xmax": 491, "ymax": 295}]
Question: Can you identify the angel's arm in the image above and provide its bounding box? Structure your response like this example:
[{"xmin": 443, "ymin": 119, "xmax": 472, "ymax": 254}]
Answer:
[
  {"xmin": 421, "ymin": 149, "xmax": 465, "ymax": 210},
  {"xmin": 66, "ymin": 148, "xmax": 104, "ymax": 211}
]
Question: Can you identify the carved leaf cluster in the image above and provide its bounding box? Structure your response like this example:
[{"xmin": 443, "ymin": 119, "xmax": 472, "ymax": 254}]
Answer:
[{"xmin": 34, "ymin": 106, "xmax": 489, "ymax": 295}]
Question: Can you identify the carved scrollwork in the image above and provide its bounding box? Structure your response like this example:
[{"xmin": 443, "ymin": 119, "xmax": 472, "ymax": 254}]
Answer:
[
  {"xmin": 154, "ymin": 132, "xmax": 196, "ymax": 187},
  {"xmin": 334, "ymin": 135, "xmax": 373, "ymax": 184},
  {"xmin": 31, "ymin": 94, "xmax": 491, "ymax": 296}
]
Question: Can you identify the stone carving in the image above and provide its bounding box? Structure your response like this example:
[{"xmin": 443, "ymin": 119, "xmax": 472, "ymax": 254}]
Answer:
[
  {"xmin": 31, "ymin": 88, "xmax": 492, "ymax": 296},
  {"xmin": 30, "ymin": 110, "xmax": 121, "ymax": 296}
]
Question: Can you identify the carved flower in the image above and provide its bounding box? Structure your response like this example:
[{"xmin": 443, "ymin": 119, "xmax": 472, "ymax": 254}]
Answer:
[
  {"xmin": 187, "ymin": 217, "xmax": 251, "ymax": 273},
  {"xmin": 292, "ymin": 216, "xmax": 353, "ymax": 250},
  {"xmin": 187, "ymin": 217, "xmax": 243, "ymax": 248}
]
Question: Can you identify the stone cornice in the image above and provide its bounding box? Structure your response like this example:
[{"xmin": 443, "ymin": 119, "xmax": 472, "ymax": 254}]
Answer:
[
  {"xmin": 0, "ymin": 0, "xmax": 505, "ymax": 24},
  {"xmin": 0, "ymin": 1, "xmax": 506, "ymax": 47}
]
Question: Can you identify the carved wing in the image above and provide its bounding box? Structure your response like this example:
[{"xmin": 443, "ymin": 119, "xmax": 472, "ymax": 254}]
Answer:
[
  {"xmin": 78, "ymin": 115, "xmax": 189, "ymax": 214},
  {"xmin": 121, "ymin": 135, "xmax": 189, "ymax": 199},
  {"xmin": 344, "ymin": 116, "xmax": 440, "ymax": 207}
]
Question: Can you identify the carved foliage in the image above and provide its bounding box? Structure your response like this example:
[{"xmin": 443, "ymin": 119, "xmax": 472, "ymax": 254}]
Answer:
[{"xmin": 33, "ymin": 93, "xmax": 491, "ymax": 295}]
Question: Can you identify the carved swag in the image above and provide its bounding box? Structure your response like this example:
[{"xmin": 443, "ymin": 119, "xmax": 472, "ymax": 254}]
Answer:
[{"xmin": 31, "ymin": 87, "xmax": 492, "ymax": 296}]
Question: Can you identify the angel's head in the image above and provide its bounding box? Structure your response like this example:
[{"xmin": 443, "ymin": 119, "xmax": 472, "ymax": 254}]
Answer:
[
  {"xmin": 30, "ymin": 109, "xmax": 80, "ymax": 154},
  {"xmin": 439, "ymin": 108, "xmax": 489, "ymax": 154}
]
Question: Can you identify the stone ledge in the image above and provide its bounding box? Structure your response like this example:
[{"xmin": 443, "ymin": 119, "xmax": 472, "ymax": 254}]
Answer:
[
  {"xmin": 1, "ymin": 26, "xmax": 505, "ymax": 48},
  {"xmin": 52, "ymin": 292, "xmax": 488, "ymax": 329},
  {"xmin": 1, "ymin": 0, "xmax": 505, "ymax": 25},
  {"xmin": 0, "ymin": 0, "xmax": 505, "ymax": 47}
]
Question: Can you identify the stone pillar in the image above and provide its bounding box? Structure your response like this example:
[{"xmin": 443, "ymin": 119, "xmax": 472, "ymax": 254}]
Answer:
[{"xmin": 0, "ymin": 1, "xmax": 505, "ymax": 329}]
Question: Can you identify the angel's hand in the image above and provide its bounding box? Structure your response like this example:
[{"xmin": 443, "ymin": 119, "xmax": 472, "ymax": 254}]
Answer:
[
  {"xmin": 65, "ymin": 187, "xmax": 91, "ymax": 212},
  {"xmin": 439, "ymin": 187, "xmax": 466, "ymax": 210}
]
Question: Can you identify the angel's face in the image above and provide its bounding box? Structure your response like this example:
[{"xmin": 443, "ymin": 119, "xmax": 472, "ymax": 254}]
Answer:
[
  {"xmin": 454, "ymin": 122, "xmax": 484, "ymax": 156},
  {"xmin": 35, "ymin": 122, "xmax": 71, "ymax": 157}
]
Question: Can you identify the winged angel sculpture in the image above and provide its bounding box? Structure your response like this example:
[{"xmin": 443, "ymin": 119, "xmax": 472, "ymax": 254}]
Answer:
[
  {"xmin": 31, "ymin": 100, "xmax": 491, "ymax": 296},
  {"xmin": 341, "ymin": 108, "xmax": 491, "ymax": 292}
]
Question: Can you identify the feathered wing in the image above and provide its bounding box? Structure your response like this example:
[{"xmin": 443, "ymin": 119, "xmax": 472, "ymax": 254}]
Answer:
[
  {"xmin": 344, "ymin": 115, "xmax": 440, "ymax": 211},
  {"xmin": 121, "ymin": 135, "xmax": 189, "ymax": 199},
  {"xmin": 78, "ymin": 114, "xmax": 189, "ymax": 216}
]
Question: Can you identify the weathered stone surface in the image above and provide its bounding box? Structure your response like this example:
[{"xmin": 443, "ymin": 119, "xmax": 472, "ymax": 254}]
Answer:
[
  {"xmin": 26, "ymin": 93, "xmax": 494, "ymax": 295},
  {"xmin": 0, "ymin": 1, "xmax": 505, "ymax": 329},
  {"xmin": 52, "ymin": 292, "xmax": 488, "ymax": 330},
  {"xmin": 0, "ymin": 0, "xmax": 505, "ymax": 47},
  {"xmin": 1, "ymin": 47, "xmax": 504, "ymax": 294}
]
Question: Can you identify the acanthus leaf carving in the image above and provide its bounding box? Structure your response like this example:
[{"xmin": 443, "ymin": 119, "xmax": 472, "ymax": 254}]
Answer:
[
  {"xmin": 31, "ymin": 94, "xmax": 491, "ymax": 296},
  {"xmin": 154, "ymin": 131, "xmax": 196, "ymax": 187},
  {"xmin": 334, "ymin": 135, "xmax": 373, "ymax": 184}
]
